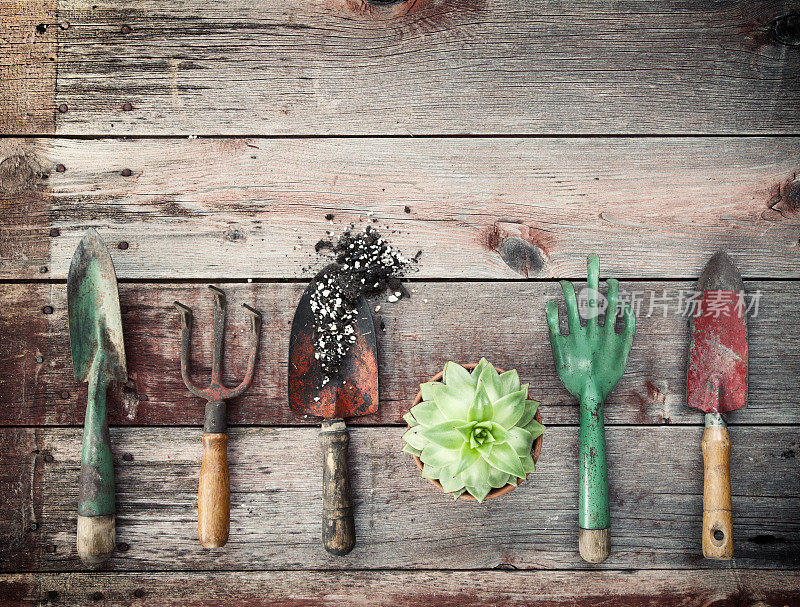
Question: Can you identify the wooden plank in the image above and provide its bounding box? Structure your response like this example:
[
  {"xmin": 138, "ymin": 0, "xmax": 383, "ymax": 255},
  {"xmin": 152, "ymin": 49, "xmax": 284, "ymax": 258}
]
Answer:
[
  {"xmin": 2, "ymin": 570, "xmax": 800, "ymax": 606},
  {"xmin": 1, "ymin": 280, "xmax": 797, "ymax": 426},
  {"xmin": 0, "ymin": 426, "xmax": 797, "ymax": 571},
  {"xmin": 0, "ymin": 140, "xmax": 53, "ymax": 281},
  {"xmin": 2, "ymin": 137, "xmax": 799, "ymax": 280},
  {"xmin": 48, "ymin": 0, "xmax": 800, "ymax": 135},
  {"xmin": 0, "ymin": 0, "xmax": 56, "ymax": 134}
]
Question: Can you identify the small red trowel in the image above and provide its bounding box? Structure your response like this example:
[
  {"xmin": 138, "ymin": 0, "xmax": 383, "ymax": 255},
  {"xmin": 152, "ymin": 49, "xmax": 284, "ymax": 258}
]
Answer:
[
  {"xmin": 687, "ymin": 251, "xmax": 748, "ymax": 560},
  {"xmin": 288, "ymin": 265, "xmax": 378, "ymax": 556}
]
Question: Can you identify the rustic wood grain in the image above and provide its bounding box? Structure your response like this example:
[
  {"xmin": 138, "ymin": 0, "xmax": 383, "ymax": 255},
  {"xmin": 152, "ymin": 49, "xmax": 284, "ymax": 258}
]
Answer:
[
  {"xmin": 1, "ymin": 281, "xmax": 797, "ymax": 426},
  {"xmin": 0, "ymin": 426, "xmax": 796, "ymax": 571},
  {"xmin": 2, "ymin": 569, "xmax": 800, "ymax": 606},
  {"xmin": 0, "ymin": 0, "xmax": 56, "ymax": 133},
  {"xmin": 45, "ymin": 0, "xmax": 800, "ymax": 135},
  {"xmin": 2, "ymin": 137, "xmax": 799, "ymax": 280}
]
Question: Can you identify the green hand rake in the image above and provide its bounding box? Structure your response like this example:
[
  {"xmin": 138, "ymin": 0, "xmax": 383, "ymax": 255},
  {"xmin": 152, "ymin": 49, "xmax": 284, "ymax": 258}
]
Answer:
[{"xmin": 545, "ymin": 254, "xmax": 635, "ymax": 563}]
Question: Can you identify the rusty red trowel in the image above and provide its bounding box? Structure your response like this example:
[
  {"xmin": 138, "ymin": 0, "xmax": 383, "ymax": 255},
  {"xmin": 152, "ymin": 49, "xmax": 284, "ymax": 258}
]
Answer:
[
  {"xmin": 288, "ymin": 265, "xmax": 378, "ymax": 556},
  {"xmin": 687, "ymin": 251, "xmax": 748, "ymax": 560}
]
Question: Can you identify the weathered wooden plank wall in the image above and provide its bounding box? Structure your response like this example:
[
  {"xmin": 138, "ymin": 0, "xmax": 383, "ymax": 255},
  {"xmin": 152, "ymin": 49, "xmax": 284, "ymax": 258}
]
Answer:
[
  {"xmin": 1, "ymin": 281, "xmax": 798, "ymax": 426},
  {"xmin": 1, "ymin": 137, "xmax": 799, "ymax": 280},
  {"xmin": 5, "ymin": 570, "xmax": 800, "ymax": 606},
  {"xmin": 1, "ymin": 427, "xmax": 797, "ymax": 571},
  {"xmin": 49, "ymin": 0, "xmax": 800, "ymax": 135},
  {"xmin": 2, "ymin": 0, "xmax": 800, "ymax": 604}
]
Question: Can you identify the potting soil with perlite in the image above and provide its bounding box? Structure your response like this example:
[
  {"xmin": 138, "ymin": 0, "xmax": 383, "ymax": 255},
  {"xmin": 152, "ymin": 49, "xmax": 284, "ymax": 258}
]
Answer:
[{"xmin": 309, "ymin": 226, "xmax": 413, "ymax": 381}]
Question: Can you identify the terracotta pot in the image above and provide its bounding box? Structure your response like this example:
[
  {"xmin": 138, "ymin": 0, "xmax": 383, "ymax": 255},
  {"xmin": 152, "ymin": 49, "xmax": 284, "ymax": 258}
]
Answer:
[{"xmin": 408, "ymin": 363, "xmax": 544, "ymax": 501}]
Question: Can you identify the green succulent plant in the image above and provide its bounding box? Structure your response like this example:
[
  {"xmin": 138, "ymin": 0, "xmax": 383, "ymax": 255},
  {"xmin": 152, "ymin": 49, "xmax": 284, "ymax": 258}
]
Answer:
[{"xmin": 402, "ymin": 359, "xmax": 545, "ymax": 502}]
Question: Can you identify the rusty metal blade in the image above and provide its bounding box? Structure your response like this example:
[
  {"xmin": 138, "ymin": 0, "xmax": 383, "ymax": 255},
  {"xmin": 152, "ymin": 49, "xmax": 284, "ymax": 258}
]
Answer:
[
  {"xmin": 687, "ymin": 251, "xmax": 748, "ymax": 414},
  {"xmin": 288, "ymin": 266, "xmax": 378, "ymax": 420},
  {"xmin": 67, "ymin": 229, "xmax": 127, "ymax": 384}
]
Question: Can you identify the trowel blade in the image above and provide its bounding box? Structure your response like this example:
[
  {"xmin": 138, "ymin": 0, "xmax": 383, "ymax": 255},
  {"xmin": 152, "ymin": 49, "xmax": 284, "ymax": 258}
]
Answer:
[
  {"xmin": 288, "ymin": 265, "xmax": 378, "ymax": 420},
  {"xmin": 67, "ymin": 229, "xmax": 128, "ymax": 384},
  {"xmin": 687, "ymin": 251, "xmax": 748, "ymax": 414}
]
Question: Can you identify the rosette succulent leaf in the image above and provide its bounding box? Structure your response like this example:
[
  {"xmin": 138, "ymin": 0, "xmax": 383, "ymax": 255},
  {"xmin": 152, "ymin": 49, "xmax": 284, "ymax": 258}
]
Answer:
[{"xmin": 403, "ymin": 359, "xmax": 544, "ymax": 502}]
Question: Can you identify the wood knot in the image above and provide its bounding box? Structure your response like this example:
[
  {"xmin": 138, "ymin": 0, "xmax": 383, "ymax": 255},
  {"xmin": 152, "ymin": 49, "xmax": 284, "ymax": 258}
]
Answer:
[
  {"xmin": 483, "ymin": 222, "xmax": 546, "ymax": 277},
  {"xmin": 766, "ymin": 174, "xmax": 800, "ymax": 218},
  {"xmin": 0, "ymin": 155, "xmax": 44, "ymax": 195},
  {"xmin": 338, "ymin": 0, "xmax": 432, "ymax": 18},
  {"xmin": 771, "ymin": 13, "xmax": 800, "ymax": 46}
]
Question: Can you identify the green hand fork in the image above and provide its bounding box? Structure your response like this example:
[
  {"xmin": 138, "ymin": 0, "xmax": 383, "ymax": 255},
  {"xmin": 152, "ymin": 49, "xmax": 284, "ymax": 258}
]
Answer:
[{"xmin": 545, "ymin": 254, "xmax": 635, "ymax": 563}]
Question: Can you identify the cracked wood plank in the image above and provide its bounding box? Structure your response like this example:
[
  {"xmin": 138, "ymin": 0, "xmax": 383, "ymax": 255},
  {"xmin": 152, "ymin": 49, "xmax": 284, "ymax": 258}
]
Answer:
[
  {"xmin": 1, "ymin": 569, "xmax": 799, "ymax": 606},
  {"xmin": 47, "ymin": 0, "xmax": 800, "ymax": 135},
  {"xmin": 1, "ymin": 137, "xmax": 799, "ymax": 280},
  {"xmin": 0, "ymin": 426, "xmax": 797, "ymax": 572},
  {"xmin": 1, "ymin": 281, "xmax": 798, "ymax": 426}
]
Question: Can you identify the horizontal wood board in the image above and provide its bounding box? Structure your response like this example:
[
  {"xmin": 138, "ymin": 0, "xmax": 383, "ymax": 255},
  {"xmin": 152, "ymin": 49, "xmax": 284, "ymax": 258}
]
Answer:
[
  {"xmin": 1, "ymin": 280, "xmax": 797, "ymax": 426},
  {"xmin": 47, "ymin": 0, "xmax": 800, "ymax": 136},
  {"xmin": 0, "ymin": 426, "xmax": 797, "ymax": 572},
  {"xmin": 1, "ymin": 137, "xmax": 800, "ymax": 280},
  {"xmin": 2, "ymin": 570, "xmax": 800, "ymax": 606}
]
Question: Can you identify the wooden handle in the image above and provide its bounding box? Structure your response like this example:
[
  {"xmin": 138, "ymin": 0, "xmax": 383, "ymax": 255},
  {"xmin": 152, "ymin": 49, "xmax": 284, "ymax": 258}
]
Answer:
[
  {"xmin": 578, "ymin": 528, "xmax": 610, "ymax": 563},
  {"xmin": 319, "ymin": 419, "xmax": 355, "ymax": 556},
  {"xmin": 198, "ymin": 433, "xmax": 230, "ymax": 548},
  {"xmin": 77, "ymin": 514, "xmax": 115, "ymax": 567},
  {"xmin": 701, "ymin": 425, "xmax": 733, "ymax": 559}
]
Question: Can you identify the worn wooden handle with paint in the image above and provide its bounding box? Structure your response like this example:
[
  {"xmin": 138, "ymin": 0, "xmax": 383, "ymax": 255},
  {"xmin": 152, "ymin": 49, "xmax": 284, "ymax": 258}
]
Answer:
[
  {"xmin": 77, "ymin": 515, "xmax": 115, "ymax": 567},
  {"xmin": 319, "ymin": 419, "xmax": 355, "ymax": 556},
  {"xmin": 701, "ymin": 425, "xmax": 733, "ymax": 559},
  {"xmin": 198, "ymin": 433, "xmax": 230, "ymax": 548}
]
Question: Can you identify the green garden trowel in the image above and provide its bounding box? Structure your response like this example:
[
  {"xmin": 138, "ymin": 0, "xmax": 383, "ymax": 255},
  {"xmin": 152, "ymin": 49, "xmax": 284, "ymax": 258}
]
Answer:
[
  {"xmin": 546, "ymin": 254, "xmax": 634, "ymax": 563},
  {"xmin": 67, "ymin": 229, "xmax": 128, "ymax": 567}
]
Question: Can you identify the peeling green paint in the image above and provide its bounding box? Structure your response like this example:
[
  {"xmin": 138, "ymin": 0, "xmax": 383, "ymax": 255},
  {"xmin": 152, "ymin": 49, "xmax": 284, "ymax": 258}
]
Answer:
[{"xmin": 546, "ymin": 254, "xmax": 635, "ymax": 531}]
